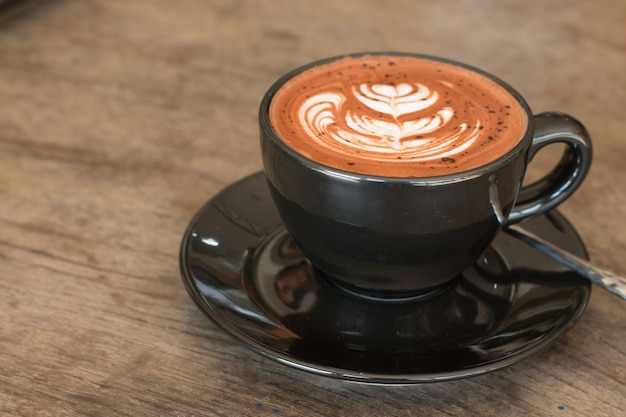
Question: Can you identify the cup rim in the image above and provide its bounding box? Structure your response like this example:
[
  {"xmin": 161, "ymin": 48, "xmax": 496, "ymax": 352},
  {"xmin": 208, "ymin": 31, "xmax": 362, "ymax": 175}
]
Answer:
[{"xmin": 259, "ymin": 52, "xmax": 534, "ymax": 185}]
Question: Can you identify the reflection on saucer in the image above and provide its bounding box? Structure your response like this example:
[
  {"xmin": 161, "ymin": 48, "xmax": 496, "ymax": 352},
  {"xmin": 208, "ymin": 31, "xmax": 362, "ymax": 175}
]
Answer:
[
  {"xmin": 275, "ymin": 262, "xmax": 315, "ymax": 310},
  {"xmin": 256, "ymin": 229, "xmax": 514, "ymax": 363}
]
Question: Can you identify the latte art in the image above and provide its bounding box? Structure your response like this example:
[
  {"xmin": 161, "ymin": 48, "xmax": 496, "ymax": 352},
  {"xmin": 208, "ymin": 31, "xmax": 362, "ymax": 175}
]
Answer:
[
  {"xmin": 300, "ymin": 82, "xmax": 482, "ymax": 162},
  {"xmin": 269, "ymin": 55, "xmax": 527, "ymax": 177}
]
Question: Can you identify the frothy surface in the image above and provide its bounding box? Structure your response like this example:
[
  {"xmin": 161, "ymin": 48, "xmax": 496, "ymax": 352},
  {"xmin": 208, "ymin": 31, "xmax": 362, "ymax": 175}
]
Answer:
[{"xmin": 269, "ymin": 55, "xmax": 528, "ymax": 177}]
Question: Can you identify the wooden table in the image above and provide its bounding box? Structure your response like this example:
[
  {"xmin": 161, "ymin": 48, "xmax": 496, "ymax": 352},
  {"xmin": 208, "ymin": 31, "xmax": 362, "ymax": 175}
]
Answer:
[{"xmin": 1, "ymin": 1, "xmax": 624, "ymax": 415}]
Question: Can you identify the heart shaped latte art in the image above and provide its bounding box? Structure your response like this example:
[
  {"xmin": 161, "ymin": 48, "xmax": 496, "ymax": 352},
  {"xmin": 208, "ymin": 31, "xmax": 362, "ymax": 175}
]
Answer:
[
  {"xmin": 269, "ymin": 55, "xmax": 527, "ymax": 177},
  {"xmin": 299, "ymin": 82, "xmax": 482, "ymax": 161}
]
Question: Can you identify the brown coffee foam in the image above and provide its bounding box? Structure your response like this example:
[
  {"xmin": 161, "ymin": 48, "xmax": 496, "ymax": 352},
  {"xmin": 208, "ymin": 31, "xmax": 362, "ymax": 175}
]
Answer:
[{"xmin": 269, "ymin": 55, "xmax": 528, "ymax": 177}]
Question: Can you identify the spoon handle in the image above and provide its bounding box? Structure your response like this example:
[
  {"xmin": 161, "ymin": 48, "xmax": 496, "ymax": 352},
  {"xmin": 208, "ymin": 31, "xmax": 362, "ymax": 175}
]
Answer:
[{"xmin": 506, "ymin": 225, "xmax": 626, "ymax": 301}]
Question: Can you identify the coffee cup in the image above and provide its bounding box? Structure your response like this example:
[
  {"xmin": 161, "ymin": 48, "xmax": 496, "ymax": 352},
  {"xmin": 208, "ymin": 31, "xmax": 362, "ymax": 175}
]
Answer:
[{"xmin": 259, "ymin": 53, "xmax": 592, "ymax": 298}]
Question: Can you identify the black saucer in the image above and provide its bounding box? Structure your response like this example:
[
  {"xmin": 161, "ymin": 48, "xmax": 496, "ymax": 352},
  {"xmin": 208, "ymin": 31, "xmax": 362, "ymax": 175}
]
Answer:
[{"xmin": 179, "ymin": 172, "xmax": 591, "ymax": 384}]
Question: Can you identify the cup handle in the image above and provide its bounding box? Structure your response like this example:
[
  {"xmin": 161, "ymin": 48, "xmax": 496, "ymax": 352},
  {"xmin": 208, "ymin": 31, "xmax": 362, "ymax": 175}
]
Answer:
[{"xmin": 507, "ymin": 112, "xmax": 592, "ymax": 224}]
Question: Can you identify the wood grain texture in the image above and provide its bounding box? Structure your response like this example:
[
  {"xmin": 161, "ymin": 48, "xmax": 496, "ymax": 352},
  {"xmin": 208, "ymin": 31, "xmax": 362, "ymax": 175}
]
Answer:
[{"xmin": 0, "ymin": 0, "xmax": 624, "ymax": 416}]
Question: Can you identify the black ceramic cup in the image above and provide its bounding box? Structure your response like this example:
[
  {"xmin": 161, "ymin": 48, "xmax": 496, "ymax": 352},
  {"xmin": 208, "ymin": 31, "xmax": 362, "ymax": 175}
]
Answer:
[{"xmin": 259, "ymin": 53, "xmax": 592, "ymax": 298}]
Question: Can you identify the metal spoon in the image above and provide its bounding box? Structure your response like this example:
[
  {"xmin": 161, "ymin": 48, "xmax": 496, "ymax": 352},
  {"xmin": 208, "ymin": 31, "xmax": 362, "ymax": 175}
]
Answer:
[{"xmin": 505, "ymin": 225, "xmax": 626, "ymax": 301}]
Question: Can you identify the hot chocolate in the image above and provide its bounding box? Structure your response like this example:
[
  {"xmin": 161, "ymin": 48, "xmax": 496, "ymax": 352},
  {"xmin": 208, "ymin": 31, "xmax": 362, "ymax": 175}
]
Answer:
[{"xmin": 268, "ymin": 54, "xmax": 528, "ymax": 177}]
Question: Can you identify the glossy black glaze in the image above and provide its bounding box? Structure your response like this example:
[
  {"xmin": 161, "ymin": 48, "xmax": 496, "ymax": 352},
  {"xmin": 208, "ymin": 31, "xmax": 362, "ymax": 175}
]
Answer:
[
  {"xmin": 179, "ymin": 172, "xmax": 591, "ymax": 384},
  {"xmin": 509, "ymin": 112, "xmax": 592, "ymax": 222},
  {"xmin": 259, "ymin": 53, "xmax": 592, "ymax": 295},
  {"xmin": 264, "ymin": 171, "xmax": 521, "ymax": 295}
]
